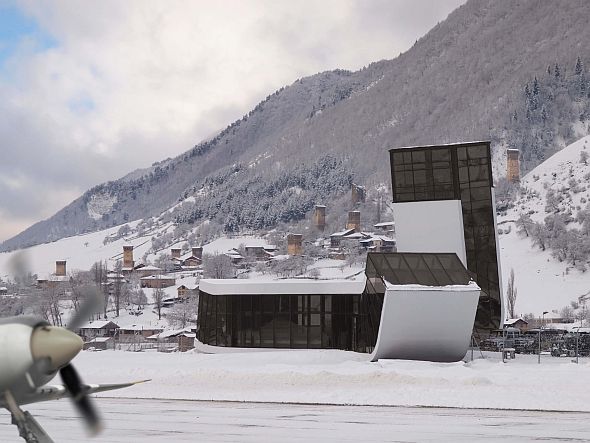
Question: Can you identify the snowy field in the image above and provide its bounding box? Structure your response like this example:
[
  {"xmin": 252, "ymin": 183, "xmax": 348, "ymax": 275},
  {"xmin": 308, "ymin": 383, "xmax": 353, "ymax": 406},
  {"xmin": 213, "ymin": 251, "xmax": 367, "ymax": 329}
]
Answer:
[
  {"xmin": 61, "ymin": 349, "xmax": 590, "ymax": 412},
  {"xmin": 3, "ymin": 399, "xmax": 590, "ymax": 442}
]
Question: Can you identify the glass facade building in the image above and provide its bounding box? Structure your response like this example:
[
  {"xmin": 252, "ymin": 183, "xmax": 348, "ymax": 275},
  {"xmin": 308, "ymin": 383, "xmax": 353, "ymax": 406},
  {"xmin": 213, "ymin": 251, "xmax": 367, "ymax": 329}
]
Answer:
[
  {"xmin": 197, "ymin": 281, "xmax": 364, "ymax": 350},
  {"xmin": 196, "ymin": 252, "xmax": 476, "ymax": 353},
  {"xmin": 389, "ymin": 141, "xmax": 502, "ymax": 334}
]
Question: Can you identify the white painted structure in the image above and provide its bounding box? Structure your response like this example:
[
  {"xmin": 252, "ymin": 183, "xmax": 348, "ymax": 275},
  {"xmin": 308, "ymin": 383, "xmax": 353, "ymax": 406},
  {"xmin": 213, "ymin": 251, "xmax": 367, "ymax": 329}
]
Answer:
[
  {"xmin": 370, "ymin": 281, "xmax": 481, "ymax": 362},
  {"xmin": 392, "ymin": 200, "xmax": 467, "ymax": 266}
]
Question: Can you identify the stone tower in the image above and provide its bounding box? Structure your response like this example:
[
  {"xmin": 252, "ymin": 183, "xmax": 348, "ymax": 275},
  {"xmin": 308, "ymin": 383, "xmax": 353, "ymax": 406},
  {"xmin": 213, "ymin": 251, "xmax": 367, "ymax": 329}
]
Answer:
[
  {"xmin": 123, "ymin": 245, "xmax": 134, "ymax": 269},
  {"xmin": 507, "ymin": 148, "xmax": 520, "ymax": 183},
  {"xmin": 171, "ymin": 248, "xmax": 181, "ymax": 259},
  {"xmin": 55, "ymin": 260, "xmax": 66, "ymax": 277},
  {"xmin": 346, "ymin": 211, "xmax": 361, "ymax": 232},
  {"xmin": 313, "ymin": 205, "xmax": 326, "ymax": 231},
  {"xmin": 287, "ymin": 234, "xmax": 303, "ymax": 256},
  {"xmin": 192, "ymin": 246, "xmax": 203, "ymax": 260}
]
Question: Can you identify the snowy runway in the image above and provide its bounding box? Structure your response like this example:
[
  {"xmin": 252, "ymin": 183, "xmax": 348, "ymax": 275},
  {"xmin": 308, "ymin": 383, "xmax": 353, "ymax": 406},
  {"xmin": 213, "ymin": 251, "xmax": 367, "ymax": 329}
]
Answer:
[{"xmin": 2, "ymin": 398, "xmax": 590, "ymax": 442}]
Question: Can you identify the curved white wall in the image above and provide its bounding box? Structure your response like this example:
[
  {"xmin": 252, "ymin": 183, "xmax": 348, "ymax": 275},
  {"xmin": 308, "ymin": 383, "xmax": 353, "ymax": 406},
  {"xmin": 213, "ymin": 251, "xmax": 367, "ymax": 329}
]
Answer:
[{"xmin": 370, "ymin": 282, "xmax": 480, "ymax": 362}]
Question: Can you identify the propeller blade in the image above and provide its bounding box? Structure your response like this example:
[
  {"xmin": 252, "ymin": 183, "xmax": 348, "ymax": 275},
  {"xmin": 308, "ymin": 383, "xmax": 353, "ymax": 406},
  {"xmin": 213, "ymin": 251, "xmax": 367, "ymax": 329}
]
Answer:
[
  {"xmin": 60, "ymin": 363, "xmax": 102, "ymax": 435},
  {"xmin": 7, "ymin": 251, "xmax": 31, "ymax": 282},
  {"xmin": 67, "ymin": 285, "xmax": 104, "ymax": 331}
]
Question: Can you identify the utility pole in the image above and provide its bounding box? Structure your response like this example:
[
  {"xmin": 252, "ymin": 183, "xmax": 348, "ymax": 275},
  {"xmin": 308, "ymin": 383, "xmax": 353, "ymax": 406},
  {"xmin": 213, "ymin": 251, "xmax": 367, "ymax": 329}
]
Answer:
[{"xmin": 538, "ymin": 311, "xmax": 548, "ymax": 364}]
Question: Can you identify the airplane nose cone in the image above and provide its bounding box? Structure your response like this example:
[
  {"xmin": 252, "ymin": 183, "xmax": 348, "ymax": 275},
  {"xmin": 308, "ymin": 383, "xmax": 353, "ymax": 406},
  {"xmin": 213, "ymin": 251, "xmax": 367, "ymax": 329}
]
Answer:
[{"xmin": 31, "ymin": 326, "xmax": 84, "ymax": 371}]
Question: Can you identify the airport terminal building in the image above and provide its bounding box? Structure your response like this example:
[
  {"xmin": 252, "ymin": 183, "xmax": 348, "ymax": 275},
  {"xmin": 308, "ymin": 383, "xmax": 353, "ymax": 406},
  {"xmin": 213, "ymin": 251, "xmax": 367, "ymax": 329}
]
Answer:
[{"xmin": 196, "ymin": 141, "xmax": 502, "ymax": 361}]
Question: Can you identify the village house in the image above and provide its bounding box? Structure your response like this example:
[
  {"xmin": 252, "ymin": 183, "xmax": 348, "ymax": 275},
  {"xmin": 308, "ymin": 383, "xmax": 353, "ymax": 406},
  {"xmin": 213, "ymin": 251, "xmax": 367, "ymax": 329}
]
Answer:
[
  {"xmin": 83, "ymin": 336, "xmax": 115, "ymax": 351},
  {"xmin": 244, "ymin": 245, "xmax": 277, "ymax": 260},
  {"xmin": 134, "ymin": 265, "xmax": 163, "ymax": 278},
  {"xmin": 504, "ymin": 318, "xmax": 529, "ymax": 331},
  {"xmin": 117, "ymin": 324, "xmax": 164, "ymax": 341},
  {"xmin": 177, "ymin": 284, "xmax": 198, "ymax": 300},
  {"xmin": 172, "ymin": 246, "xmax": 203, "ymax": 269},
  {"xmin": 330, "ymin": 228, "xmax": 356, "ymax": 248},
  {"xmin": 147, "ymin": 327, "xmax": 197, "ymax": 352},
  {"xmin": 225, "ymin": 248, "xmax": 244, "ymax": 264},
  {"xmin": 77, "ymin": 320, "xmax": 119, "ymax": 341},
  {"xmin": 0, "ymin": 287, "xmax": 8, "ymax": 296},
  {"xmin": 140, "ymin": 274, "xmax": 176, "ymax": 289},
  {"xmin": 373, "ymin": 221, "xmax": 395, "ymax": 234},
  {"xmin": 359, "ymin": 235, "xmax": 396, "ymax": 253}
]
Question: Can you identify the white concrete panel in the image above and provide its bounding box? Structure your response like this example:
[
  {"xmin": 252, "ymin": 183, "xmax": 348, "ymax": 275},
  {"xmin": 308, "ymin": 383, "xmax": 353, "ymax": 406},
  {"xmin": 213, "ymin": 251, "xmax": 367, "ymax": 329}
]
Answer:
[
  {"xmin": 491, "ymin": 188, "xmax": 505, "ymax": 326},
  {"xmin": 393, "ymin": 200, "xmax": 467, "ymax": 266},
  {"xmin": 370, "ymin": 282, "xmax": 480, "ymax": 362}
]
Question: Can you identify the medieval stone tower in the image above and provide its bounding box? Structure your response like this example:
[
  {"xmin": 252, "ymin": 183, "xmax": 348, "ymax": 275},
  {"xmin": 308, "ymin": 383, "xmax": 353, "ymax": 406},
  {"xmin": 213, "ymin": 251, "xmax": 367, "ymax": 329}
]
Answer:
[
  {"xmin": 55, "ymin": 260, "xmax": 66, "ymax": 277},
  {"xmin": 507, "ymin": 148, "xmax": 520, "ymax": 183},
  {"xmin": 313, "ymin": 205, "xmax": 326, "ymax": 231},
  {"xmin": 123, "ymin": 245, "xmax": 134, "ymax": 269},
  {"xmin": 287, "ymin": 234, "xmax": 303, "ymax": 256},
  {"xmin": 346, "ymin": 210, "xmax": 361, "ymax": 232}
]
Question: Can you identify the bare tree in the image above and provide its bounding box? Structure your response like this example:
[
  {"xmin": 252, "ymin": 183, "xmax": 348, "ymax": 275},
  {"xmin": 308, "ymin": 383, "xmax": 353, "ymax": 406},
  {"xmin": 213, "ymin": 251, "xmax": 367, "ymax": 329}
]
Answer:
[
  {"xmin": 515, "ymin": 213, "xmax": 533, "ymax": 237},
  {"xmin": 506, "ymin": 268, "xmax": 517, "ymax": 319},
  {"xmin": 203, "ymin": 253, "xmax": 234, "ymax": 279},
  {"xmin": 91, "ymin": 260, "xmax": 109, "ymax": 318},
  {"xmin": 155, "ymin": 253, "xmax": 174, "ymax": 273},
  {"xmin": 153, "ymin": 288, "xmax": 165, "ymax": 320},
  {"xmin": 167, "ymin": 295, "xmax": 198, "ymax": 328},
  {"xmin": 129, "ymin": 288, "xmax": 147, "ymax": 310},
  {"xmin": 560, "ymin": 305, "xmax": 575, "ymax": 322},
  {"xmin": 112, "ymin": 260, "xmax": 124, "ymax": 317}
]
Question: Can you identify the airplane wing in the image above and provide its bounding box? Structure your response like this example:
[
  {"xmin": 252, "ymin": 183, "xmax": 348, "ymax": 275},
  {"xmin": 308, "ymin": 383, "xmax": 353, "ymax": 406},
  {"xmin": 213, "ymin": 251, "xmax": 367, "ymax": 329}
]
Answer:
[{"xmin": 1, "ymin": 380, "xmax": 150, "ymax": 408}]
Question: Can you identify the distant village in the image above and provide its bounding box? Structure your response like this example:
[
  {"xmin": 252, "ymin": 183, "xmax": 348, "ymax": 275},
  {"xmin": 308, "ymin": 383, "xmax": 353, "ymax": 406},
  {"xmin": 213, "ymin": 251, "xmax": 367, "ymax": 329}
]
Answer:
[{"xmin": 0, "ymin": 184, "xmax": 398, "ymax": 352}]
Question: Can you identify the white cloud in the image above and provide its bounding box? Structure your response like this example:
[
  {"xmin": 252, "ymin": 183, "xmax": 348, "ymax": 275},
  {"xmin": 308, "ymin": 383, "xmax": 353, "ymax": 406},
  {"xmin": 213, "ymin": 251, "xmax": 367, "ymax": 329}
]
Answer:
[{"xmin": 0, "ymin": 0, "xmax": 465, "ymax": 242}]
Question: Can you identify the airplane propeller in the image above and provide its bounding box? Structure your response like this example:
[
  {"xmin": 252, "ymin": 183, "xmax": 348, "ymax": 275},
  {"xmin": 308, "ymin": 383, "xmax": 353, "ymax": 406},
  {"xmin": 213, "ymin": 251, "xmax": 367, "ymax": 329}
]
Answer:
[
  {"xmin": 60, "ymin": 363, "xmax": 102, "ymax": 435},
  {"xmin": 9, "ymin": 253, "xmax": 106, "ymax": 435},
  {"xmin": 60, "ymin": 285, "xmax": 104, "ymax": 434}
]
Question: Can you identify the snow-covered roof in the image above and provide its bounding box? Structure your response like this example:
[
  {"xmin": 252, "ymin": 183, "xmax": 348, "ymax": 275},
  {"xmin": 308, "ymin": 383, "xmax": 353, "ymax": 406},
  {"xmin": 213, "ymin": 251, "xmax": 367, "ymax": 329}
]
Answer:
[
  {"xmin": 199, "ymin": 279, "xmax": 366, "ymax": 296},
  {"xmin": 78, "ymin": 320, "xmax": 119, "ymax": 330},
  {"xmin": 148, "ymin": 327, "xmax": 194, "ymax": 339},
  {"xmin": 118, "ymin": 324, "xmax": 163, "ymax": 331},
  {"xmin": 383, "ymin": 280, "xmax": 481, "ymax": 292},
  {"xmin": 374, "ymin": 221, "xmax": 395, "ymax": 228},
  {"xmin": 0, "ymin": 286, "xmax": 8, "ymax": 291},
  {"xmin": 331, "ymin": 228, "xmax": 355, "ymax": 237},
  {"xmin": 38, "ymin": 275, "xmax": 69, "ymax": 282},
  {"xmin": 138, "ymin": 265, "xmax": 162, "ymax": 271},
  {"xmin": 504, "ymin": 318, "xmax": 528, "ymax": 325},
  {"xmin": 342, "ymin": 232, "xmax": 367, "ymax": 240},
  {"xmin": 140, "ymin": 274, "xmax": 176, "ymax": 281},
  {"xmin": 392, "ymin": 140, "xmax": 489, "ymax": 151}
]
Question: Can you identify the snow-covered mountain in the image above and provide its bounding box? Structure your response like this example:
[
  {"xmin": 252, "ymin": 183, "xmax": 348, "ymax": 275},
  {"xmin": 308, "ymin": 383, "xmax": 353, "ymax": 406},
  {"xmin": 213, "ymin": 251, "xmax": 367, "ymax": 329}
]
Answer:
[
  {"xmin": 2, "ymin": 137, "xmax": 589, "ymax": 317},
  {"xmin": 3, "ymin": 0, "xmax": 590, "ymax": 252},
  {"xmin": 498, "ymin": 135, "xmax": 590, "ymax": 316}
]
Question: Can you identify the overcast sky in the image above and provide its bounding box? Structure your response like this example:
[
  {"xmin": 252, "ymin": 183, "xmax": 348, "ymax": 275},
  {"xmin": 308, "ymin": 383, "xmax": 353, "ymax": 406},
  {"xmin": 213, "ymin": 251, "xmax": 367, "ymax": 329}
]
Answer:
[{"xmin": 0, "ymin": 0, "xmax": 465, "ymax": 243}]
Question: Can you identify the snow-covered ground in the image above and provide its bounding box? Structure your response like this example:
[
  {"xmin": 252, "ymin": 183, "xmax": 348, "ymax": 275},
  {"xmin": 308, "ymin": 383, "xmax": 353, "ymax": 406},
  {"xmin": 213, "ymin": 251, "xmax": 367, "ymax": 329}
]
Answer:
[
  {"xmin": 498, "ymin": 229, "xmax": 589, "ymax": 315},
  {"xmin": 68, "ymin": 349, "xmax": 590, "ymax": 412}
]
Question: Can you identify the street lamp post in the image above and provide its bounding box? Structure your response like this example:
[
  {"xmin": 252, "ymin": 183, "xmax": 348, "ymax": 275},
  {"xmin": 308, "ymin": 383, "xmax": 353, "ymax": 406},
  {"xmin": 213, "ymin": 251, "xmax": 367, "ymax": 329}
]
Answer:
[{"xmin": 538, "ymin": 311, "xmax": 548, "ymax": 364}]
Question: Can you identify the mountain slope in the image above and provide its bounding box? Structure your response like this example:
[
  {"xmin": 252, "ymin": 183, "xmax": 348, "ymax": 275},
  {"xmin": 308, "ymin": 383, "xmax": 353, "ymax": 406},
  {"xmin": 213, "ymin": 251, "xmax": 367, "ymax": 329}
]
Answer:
[
  {"xmin": 4, "ymin": 0, "xmax": 590, "ymax": 251},
  {"xmin": 498, "ymin": 135, "xmax": 590, "ymax": 315}
]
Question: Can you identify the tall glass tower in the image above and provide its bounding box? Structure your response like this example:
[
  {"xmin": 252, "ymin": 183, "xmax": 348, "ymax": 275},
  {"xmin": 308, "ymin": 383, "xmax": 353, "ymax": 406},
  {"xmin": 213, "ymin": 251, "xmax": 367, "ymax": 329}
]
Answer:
[{"xmin": 389, "ymin": 141, "xmax": 502, "ymax": 335}]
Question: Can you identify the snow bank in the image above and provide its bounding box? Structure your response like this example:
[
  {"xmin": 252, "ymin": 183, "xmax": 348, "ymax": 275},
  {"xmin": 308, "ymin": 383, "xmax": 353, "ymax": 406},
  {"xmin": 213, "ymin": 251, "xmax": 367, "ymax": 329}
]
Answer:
[{"xmin": 74, "ymin": 349, "xmax": 590, "ymax": 412}]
